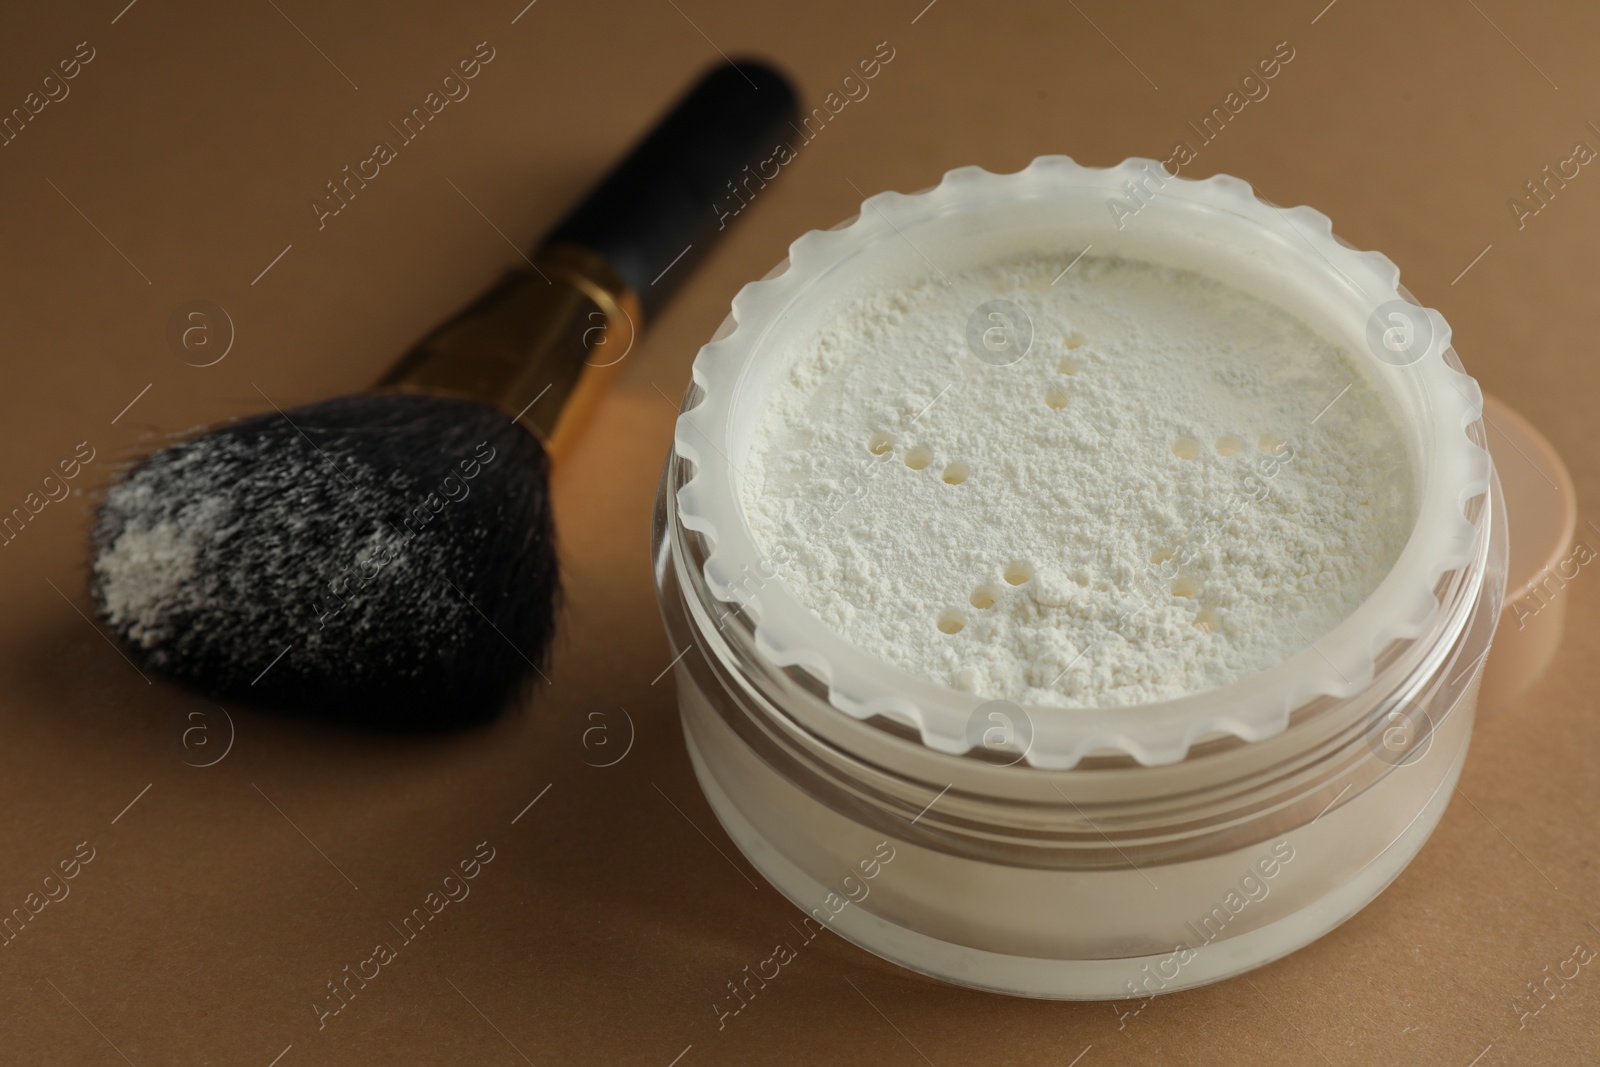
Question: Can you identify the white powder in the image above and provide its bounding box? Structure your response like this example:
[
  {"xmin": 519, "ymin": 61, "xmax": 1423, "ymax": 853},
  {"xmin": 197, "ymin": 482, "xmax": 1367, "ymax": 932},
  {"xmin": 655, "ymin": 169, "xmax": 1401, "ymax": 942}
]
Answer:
[
  {"xmin": 95, "ymin": 490, "xmax": 226, "ymax": 649},
  {"xmin": 741, "ymin": 254, "xmax": 1415, "ymax": 707}
]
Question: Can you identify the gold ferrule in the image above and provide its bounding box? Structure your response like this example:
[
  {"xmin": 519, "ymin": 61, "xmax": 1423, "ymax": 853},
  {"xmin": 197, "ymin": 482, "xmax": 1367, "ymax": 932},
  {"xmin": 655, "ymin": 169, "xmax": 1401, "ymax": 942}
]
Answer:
[{"xmin": 381, "ymin": 243, "xmax": 641, "ymax": 460}]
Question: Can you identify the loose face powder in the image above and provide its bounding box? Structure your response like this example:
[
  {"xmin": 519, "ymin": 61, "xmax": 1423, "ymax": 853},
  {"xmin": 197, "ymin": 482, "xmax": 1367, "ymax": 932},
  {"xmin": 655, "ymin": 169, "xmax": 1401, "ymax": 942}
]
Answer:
[
  {"xmin": 742, "ymin": 254, "xmax": 1416, "ymax": 707},
  {"xmin": 663, "ymin": 160, "xmax": 1497, "ymax": 998}
]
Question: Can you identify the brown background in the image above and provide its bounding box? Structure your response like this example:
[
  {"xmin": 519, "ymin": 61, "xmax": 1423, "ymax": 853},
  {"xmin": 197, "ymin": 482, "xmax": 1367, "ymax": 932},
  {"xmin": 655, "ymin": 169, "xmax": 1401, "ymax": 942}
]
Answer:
[{"xmin": 0, "ymin": 0, "xmax": 1595, "ymax": 1063}]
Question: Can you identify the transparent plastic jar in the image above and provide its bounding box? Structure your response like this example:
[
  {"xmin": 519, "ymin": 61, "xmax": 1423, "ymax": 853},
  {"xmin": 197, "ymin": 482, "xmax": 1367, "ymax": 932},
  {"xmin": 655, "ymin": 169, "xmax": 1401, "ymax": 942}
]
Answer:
[{"xmin": 651, "ymin": 158, "xmax": 1506, "ymax": 1000}]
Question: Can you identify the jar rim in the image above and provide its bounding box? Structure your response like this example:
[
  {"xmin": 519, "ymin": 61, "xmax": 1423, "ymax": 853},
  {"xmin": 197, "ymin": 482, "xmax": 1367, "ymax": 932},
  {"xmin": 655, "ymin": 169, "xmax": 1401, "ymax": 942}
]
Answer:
[{"xmin": 671, "ymin": 157, "xmax": 1493, "ymax": 768}]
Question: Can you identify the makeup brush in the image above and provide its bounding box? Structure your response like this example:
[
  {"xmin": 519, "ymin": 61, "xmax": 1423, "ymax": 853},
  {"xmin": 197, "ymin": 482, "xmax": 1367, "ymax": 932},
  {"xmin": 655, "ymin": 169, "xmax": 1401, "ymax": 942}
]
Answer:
[{"xmin": 90, "ymin": 60, "xmax": 798, "ymax": 730}]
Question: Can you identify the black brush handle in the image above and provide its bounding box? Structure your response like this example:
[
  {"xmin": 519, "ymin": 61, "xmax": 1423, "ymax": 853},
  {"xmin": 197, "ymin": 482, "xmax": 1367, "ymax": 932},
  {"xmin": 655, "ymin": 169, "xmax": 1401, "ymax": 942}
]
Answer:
[{"xmin": 538, "ymin": 59, "xmax": 799, "ymax": 323}]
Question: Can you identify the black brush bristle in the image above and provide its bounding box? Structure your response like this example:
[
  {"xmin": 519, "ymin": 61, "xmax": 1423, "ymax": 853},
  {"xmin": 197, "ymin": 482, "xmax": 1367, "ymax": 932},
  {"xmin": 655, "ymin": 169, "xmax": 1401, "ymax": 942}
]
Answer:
[{"xmin": 90, "ymin": 393, "xmax": 558, "ymax": 730}]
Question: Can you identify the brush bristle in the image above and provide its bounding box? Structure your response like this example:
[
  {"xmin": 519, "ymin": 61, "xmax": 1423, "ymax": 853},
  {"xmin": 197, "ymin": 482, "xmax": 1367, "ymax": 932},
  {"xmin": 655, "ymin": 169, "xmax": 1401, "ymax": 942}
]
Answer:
[{"xmin": 90, "ymin": 392, "xmax": 559, "ymax": 730}]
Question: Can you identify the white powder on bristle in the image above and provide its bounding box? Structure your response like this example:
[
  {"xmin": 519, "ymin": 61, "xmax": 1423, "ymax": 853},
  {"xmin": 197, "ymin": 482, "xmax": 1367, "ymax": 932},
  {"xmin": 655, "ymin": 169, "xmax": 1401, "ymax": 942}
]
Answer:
[
  {"xmin": 742, "ymin": 254, "xmax": 1416, "ymax": 707},
  {"xmin": 94, "ymin": 490, "xmax": 225, "ymax": 648}
]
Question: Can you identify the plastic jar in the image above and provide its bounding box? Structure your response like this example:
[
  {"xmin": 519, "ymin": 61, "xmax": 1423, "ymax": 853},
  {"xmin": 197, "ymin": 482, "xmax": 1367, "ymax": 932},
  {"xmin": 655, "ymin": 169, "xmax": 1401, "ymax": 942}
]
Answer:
[{"xmin": 651, "ymin": 158, "xmax": 1506, "ymax": 1000}]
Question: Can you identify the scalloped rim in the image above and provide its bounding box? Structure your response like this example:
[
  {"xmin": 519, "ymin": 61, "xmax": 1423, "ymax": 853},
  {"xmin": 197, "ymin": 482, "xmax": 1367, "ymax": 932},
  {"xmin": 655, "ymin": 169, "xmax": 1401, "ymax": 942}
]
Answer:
[{"xmin": 673, "ymin": 156, "xmax": 1491, "ymax": 769}]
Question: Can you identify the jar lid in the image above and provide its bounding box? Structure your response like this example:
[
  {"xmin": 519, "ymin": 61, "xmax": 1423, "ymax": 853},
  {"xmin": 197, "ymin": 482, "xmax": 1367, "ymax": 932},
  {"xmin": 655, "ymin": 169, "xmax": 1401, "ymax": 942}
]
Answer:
[
  {"xmin": 1478, "ymin": 392, "xmax": 1577, "ymax": 716},
  {"xmin": 675, "ymin": 157, "xmax": 1493, "ymax": 767}
]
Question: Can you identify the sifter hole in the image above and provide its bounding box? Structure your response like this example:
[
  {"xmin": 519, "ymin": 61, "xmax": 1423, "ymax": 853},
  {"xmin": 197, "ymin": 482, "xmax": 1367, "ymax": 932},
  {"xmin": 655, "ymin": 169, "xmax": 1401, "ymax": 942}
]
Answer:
[
  {"xmin": 1171, "ymin": 576, "xmax": 1199, "ymax": 598},
  {"xmin": 904, "ymin": 445, "xmax": 934, "ymax": 470},
  {"xmin": 1044, "ymin": 385, "xmax": 1070, "ymax": 410},
  {"xmin": 868, "ymin": 432, "xmax": 894, "ymax": 455},
  {"xmin": 937, "ymin": 608, "xmax": 965, "ymax": 634},
  {"xmin": 942, "ymin": 461, "xmax": 969, "ymax": 485},
  {"xmin": 1171, "ymin": 437, "xmax": 1200, "ymax": 460},
  {"xmin": 1215, "ymin": 433, "xmax": 1245, "ymax": 457},
  {"xmin": 1003, "ymin": 561, "xmax": 1034, "ymax": 585},
  {"xmin": 970, "ymin": 584, "xmax": 1001, "ymax": 610}
]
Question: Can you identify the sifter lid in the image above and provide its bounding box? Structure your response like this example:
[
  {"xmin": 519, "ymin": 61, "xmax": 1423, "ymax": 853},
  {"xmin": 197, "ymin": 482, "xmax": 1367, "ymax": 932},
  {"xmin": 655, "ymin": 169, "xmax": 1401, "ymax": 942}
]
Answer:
[{"xmin": 675, "ymin": 158, "xmax": 1493, "ymax": 768}]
